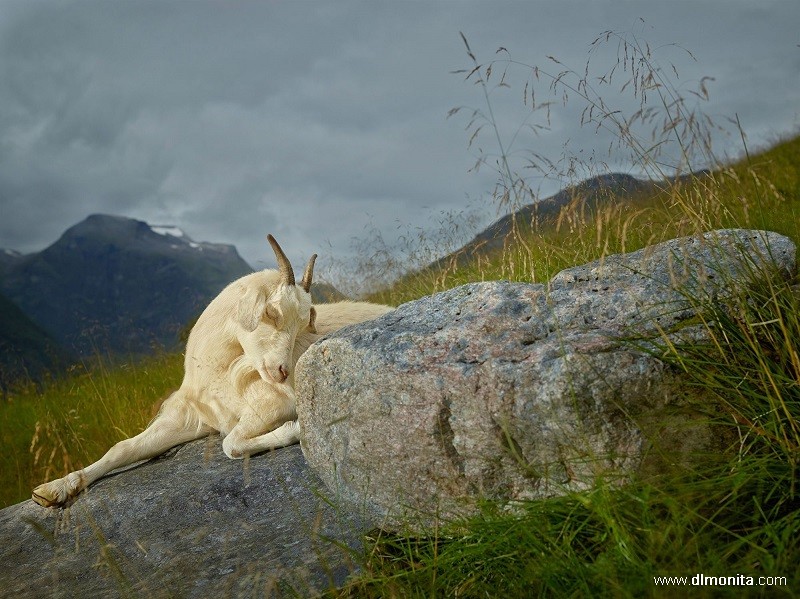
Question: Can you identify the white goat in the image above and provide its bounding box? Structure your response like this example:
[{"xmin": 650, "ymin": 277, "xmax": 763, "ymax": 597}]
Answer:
[{"xmin": 32, "ymin": 235, "xmax": 393, "ymax": 508}]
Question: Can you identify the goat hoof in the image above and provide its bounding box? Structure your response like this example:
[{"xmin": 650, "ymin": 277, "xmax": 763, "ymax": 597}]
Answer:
[{"xmin": 32, "ymin": 481, "xmax": 68, "ymax": 508}]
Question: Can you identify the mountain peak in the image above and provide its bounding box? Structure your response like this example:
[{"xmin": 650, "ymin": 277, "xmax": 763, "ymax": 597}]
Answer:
[
  {"xmin": 2, "ymin": 214, "xmax": 254, "ymax": 356},
  {"xmin": 59, "ymin": 214, "xmax": 151, "ymax": 244},
  {"xmin": 53, "ymin": 214, "xmax": 244, "ymax": 258}
]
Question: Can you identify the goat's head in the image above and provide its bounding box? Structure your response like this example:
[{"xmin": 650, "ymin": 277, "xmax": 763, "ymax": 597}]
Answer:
[{"xmin": 235, "ymin": 235, "xmax": 317, "ymax": 385}]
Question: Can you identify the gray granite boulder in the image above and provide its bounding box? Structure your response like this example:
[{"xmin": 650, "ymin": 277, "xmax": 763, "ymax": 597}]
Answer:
[
  {"xmin": 0, "ymin": 440, "xmax": 367, "ymax": 598},
  {"xmin": 296, "ymin": 229, "xmax": 796, "ymax": 530}
]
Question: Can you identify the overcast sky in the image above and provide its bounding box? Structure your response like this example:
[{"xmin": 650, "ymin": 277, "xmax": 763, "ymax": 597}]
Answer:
[{"xmin": 1, "ymin": 1, "xmax": 798, "ymax": 282}]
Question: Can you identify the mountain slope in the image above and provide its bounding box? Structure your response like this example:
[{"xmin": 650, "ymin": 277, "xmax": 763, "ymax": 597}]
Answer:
[
  {"xmin": 437, "ymin": 173, "xmax": 657, "ymax": 268},
  {"xmin": 0, "ymin": 291, "xmax": 72, "ymax": 395},
  {"xmin": 0, "ymin": 249, "xmax": 23, "ymax": 278},
  {"xmin": 1, "ymin": 215, "xmax": 254, "ymax": 356},
  {"xmin": 368, "ymin": 135, "xmax": 800, "ymax": 308}
]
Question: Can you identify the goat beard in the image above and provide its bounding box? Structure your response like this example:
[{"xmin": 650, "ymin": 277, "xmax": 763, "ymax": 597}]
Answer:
[
  {"xmin": 229, "ymin": 355, "xmax": 263, "ymax": 396},
  {"xmin": 228, "ymin": 354, "xmax": 293, "ymax": 399}
]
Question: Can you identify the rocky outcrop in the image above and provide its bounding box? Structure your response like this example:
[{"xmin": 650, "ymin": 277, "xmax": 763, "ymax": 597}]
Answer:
[
  {"xmin": 0, "ymin": 440, "xmax": 367, "ymax": 598},
  {"xmin": 296, "ymin": 229, "xmax": 796, "ymax": 530}
]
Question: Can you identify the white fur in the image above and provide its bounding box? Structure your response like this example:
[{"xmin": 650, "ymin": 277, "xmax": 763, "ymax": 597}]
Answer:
[{"xmin": 32, "ymin": 266, "xmax": 393, "ymax": 507}]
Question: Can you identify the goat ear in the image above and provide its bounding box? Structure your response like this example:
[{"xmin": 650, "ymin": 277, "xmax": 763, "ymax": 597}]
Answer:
[
  {"xmin": 237, "ymin": 286, "xmax": 268, "ymax": 332},
  {"xmin": 308, "ymin": 306, "xmax": 317, "ymax": 333}
]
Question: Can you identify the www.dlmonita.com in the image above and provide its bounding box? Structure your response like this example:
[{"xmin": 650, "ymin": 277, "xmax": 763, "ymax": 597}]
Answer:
[{"xmin": 654, "ymin": 574, "xmax": 787, "ymax": 587}]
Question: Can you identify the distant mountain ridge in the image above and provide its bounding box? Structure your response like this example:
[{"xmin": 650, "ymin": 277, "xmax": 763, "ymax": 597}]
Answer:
[
  {"xmin": 0, "ymin": 249, "xmax": 23, "ymax": 278},
  {"xmin": 0, "ymin": 290, "xmax": 73, "ymax": 397},
  {"xmin": 438, "ymin": 173, "xmax": 651, "ymax": 267},
  {"xmin": 434, "ymin": 172, "xmax": 717, "ymax": 269},
  {"xmin": 1, "ymin": 214, "xmax": 255, "ymax": 357}
]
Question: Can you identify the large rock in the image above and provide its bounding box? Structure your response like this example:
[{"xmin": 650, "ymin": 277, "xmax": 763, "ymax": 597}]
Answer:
[
  {"xmin": 0, "ymin": 440, "xmax": 368, "ymax": 598},
  {"xmin": 296, "ymin": 230, "xmax": 796, "ymax": 530}
]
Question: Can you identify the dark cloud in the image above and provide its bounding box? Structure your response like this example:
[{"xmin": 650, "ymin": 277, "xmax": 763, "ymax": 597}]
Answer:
[{"xmin": 0, "ymin": 1, "xmax": 797, "ymax": 280}]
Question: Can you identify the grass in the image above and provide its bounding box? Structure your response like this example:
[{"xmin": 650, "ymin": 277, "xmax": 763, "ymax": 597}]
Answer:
[{"xmin": 2, "ymin": 26, "xmax": 799, "ymax": 597}]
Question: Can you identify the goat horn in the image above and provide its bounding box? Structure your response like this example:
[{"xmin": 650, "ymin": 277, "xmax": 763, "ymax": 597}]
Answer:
[
  {"xmin": 301, "ymin": 254, "xmax": 317, "ymax": 292},
  {"xmin": 267, "ymin": 234, "xmax": 295, "ymax": 286}
]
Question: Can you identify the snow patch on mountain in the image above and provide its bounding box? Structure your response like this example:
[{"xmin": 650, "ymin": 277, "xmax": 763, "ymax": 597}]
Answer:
[
  {"xmin": 151, "ymin": 225, "xmax": 186, "ymax": 238},
  {"xmin": 151, "ymin": 225, "xmax": 203, "ymax": 250}
]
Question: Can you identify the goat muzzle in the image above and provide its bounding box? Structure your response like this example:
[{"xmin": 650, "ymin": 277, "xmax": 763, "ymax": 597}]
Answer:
[
  {"xmin": 257, "ymin": 364, "xmax": 290, "ymax": 384},
  {"xmin": 278, "ymin": 364, "xmax": 289, "ymax": 383}
]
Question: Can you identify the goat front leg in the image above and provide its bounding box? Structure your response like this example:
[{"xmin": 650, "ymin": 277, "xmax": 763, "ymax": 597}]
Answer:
[
  {"xmin": 222, "ymin": 419, "xmax": 300, "ymax": 459},
  {"xmin": 221, "ymin": 381, "xmax": 299, "ymax": 459},
  {"xmin": 32, "ymin": 402, "xmax": 210, "ymax": 508}
]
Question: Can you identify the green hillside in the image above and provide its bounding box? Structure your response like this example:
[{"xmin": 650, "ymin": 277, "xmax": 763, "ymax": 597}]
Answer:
[{"xmin": 370, "ymin": 134, "xmax": 800, "ymax": 306}]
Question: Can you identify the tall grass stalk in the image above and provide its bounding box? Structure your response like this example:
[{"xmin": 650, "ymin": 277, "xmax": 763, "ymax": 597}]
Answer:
[{"xmin": 658, "ymin": 270, "xmax": 800, "ymax": 480}]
